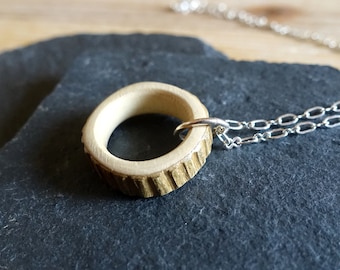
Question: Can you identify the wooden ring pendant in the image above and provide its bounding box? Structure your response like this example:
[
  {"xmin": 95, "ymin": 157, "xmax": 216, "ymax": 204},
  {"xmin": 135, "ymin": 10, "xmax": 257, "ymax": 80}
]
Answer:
[{"xmin": 82, "ymin": 82, "xmax": 213, "ymax": 197}]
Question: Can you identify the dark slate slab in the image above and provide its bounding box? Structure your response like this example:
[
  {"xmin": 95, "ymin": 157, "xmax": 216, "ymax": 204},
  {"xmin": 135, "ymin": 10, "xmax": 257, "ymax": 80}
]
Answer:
[
  {"xmin": 0, "ymin": 33, "xmax": 225, "ymax": 148},
  {"xmin": 1, "ymin": 36, "xmax": 340, "ymax": 269}
]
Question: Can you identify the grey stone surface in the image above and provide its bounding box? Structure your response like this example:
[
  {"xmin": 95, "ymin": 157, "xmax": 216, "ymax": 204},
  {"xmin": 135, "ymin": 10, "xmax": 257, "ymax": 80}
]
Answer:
[
  {"xmin": 0, "ymin": 34, "xmax": 224, "ymax": 147},
  {"xmin": 1, "ymin": 35, "xmax": 340, "ymax": 269}
]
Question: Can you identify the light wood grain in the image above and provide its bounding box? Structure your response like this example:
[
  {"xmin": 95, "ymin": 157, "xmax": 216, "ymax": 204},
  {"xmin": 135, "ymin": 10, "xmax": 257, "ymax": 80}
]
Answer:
[
  {"xmin": 0, "ymin": 0, "xmax": 339, "ymax": 69},
  {"xmin": 82, "ymin": 82, "xmax": 213, "ymax": 197}
]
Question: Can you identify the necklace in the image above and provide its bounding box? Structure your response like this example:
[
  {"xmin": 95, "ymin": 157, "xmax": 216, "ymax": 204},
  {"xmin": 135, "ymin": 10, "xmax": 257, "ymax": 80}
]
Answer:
[
  {"xmin": 170, "ymin": 0, "xmax": 340, "ymax": 52},
  {"xmin": 82, "ymin": 2, "xmax": 340, "ymax": 198},
  {"xmin": 82, "ymin": 82, "xmax": 340, "ymax": 198}
]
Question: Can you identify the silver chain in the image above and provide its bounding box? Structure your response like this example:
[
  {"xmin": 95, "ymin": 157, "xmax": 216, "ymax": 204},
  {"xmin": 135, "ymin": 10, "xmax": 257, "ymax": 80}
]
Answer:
[
  {"xmin": 214, "ymin": 101, "xmax": 340, "ymax": 149},
  {"xmin": 170, "ymin": 1, "xmax": 340, "ymax": 149},
  {"xmin": 170, "ymin": 0, "xmax": 340, "ymax": 51}
]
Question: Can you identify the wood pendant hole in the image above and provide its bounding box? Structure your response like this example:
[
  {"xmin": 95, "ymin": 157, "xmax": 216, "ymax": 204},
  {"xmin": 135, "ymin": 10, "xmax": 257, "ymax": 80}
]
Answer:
[{"xmin": 107, "ymin": 113, "xmax": 182, "ymax": 161}]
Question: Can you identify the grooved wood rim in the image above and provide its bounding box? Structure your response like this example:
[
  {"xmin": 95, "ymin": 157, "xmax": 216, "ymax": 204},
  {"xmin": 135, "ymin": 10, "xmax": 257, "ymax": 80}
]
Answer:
[{"xmin": 82, "ymin": 82, "xmax": 213, "ymax": 197}]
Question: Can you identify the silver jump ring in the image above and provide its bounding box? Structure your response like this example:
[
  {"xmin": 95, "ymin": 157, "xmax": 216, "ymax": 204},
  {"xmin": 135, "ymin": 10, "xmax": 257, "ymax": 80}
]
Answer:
[{"xmin": 174, "ymin": 117, "xmax": 230, "ymax": 139}]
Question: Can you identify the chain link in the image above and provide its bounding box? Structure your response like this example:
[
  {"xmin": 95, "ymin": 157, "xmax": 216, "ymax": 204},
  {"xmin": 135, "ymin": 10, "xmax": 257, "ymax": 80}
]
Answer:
[
  {"xmin": 215, "ymin": 101, "xmax": 340, "ymax": 149},
  {"xmin": 171, "ymin": 0, "xmax": 340, "ymax": 149},
  {"xmin": 170, "ymin": 0, "xmax": 340, "ymax": 51}
]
